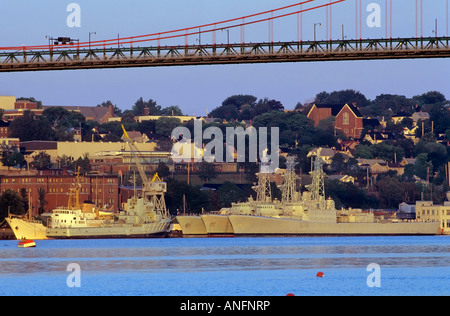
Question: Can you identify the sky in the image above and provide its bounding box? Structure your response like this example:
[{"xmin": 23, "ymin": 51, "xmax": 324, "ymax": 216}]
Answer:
[{"xmin": 0, "ymin": 0, "xmax": 449, "ymax": 115}]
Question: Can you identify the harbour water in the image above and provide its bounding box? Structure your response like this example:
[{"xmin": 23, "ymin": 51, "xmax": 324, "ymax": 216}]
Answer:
[{"xmin": 0, "ymin": 236, "xmax": 448, "ymax": 296}]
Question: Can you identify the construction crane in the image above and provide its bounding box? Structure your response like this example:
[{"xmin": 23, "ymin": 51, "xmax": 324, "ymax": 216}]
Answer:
[{"xmin": 121, "ymin": 125, "xmax": 168, "ymax": 217}]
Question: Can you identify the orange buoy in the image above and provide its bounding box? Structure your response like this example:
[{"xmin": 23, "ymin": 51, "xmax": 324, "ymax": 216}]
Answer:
[
  {"xmin": 316, "ymin": 271, "xmax": 324, "ymax": 278},
  {"xmin": 18, "ymin": 239, "xmax": 36, "ymax": 248},
  {"xmin": 286, "ymin": 293, "xmax": 295, "ymax": 296}
]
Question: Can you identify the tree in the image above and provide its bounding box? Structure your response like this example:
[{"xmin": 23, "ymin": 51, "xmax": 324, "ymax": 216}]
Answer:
[
  {"xmin": 413, "ymin": 91, "xmax": 447, "ymax": 106},
  {"xmin": 132, "ymin": 98, "xmax": 161, "ymax": 116},
  {"xmin": 329, "ymin": 153, "xmax": 346, "ymax": 174},
  {"xmin": 56, "ymin": 155, "xmax": 74, "ymax": 170},
  {"xmin": 74, "ymin": 154, "xmax": 91, "ymax": 174},
  {"xmin": 1, "ymin": 145, "xmax": 25, "ymax": 170},
  {"xmin": 31, "ymin": 152, "xmax": 52, "ymax": 170},
  {"xmin": 252, "ymin": 98, "xmax": 284, "ymax": 116},
  {"xmin": 155, "ymin": 162, "xmax": 170, "ymax": 178},
  {"xmin": 161, "ymin": 105, "xmax": 183, "ymax": 116},
  {"xmin": 0, "ymin": 189, "xmax": 26, "ymax": 221},
  {"xmin": 37, "ymin": 187, "xmax": 47, "ymax": 214},
  {"xmin": 42, "ymin": 106, "xmax": 86, "ymax": 129},
  {"xmin": 155, "ymin": 117, "xmax": 181, "ymax": 138},
  {"xmin": 9, "ymin": 110, "xmax": 54, "ymax": 141},
  {"xmin": 216, "ymin": 181, "xmax": 246, "ymax": 208},
  {"xmin": 376, "ymin": 176, "xmax": 405, "ymax": 209},
  {"xmin": 165, "ymin": 178, "xmax": 212, "ymax": 214},
  {"xmin": 97, "ymin": 100, "xmax": 123, "ymax": 116},
  {"xmin": 314, "ymin": 89, "xmax": 369, "ymax": 107},
  {"xmin": 414, "ymin": 153, "xmax": 433, "ymax": 180}
]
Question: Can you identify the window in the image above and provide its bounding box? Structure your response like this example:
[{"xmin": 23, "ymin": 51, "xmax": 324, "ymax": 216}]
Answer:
[{"xmin": 343, "ymin": 113, "xmax": 350, "ymax": 125}]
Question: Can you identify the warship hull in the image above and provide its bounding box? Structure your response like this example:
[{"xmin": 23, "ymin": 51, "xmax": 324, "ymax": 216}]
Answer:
[
  {"xmin": 228, "ymin": 215, "xmax": 441, "ymax": 236},
  {"xmin": 5, "ymin": 217, "xmax": 49, "ymax": 240},
  {"xmin": 46, "ymin": 218, "xmax": 171, "ymax": 239},
  {"xmin": 201, "ymin": 215, "xmax": 234, "ymax": 236},
  {"xmin": 175, "ymin": 216, "xmax": 207, "ymax": 237}
]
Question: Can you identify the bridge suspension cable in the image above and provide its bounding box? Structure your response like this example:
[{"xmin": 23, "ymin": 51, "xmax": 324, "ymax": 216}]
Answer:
[{"xmin": 0, "ymin": 0, "xmax": 345, "ymax": 51}]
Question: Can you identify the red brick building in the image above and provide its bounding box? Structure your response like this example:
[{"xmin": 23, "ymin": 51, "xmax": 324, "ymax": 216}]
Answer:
[
  {"xmin": 307, "ymin": 103, "xmax": 364, "ymax": 139},
  {"xmin": 0, "ymin": 121, "xmax": 11, "ymax": 138},
  {"xmin": 0, "ymin": 173, "xmax": 119, "ymax": 216}
]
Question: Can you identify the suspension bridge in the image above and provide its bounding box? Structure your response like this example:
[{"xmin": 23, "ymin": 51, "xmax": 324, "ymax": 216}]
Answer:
[{"xmin": 0, "ymin": 0, "xmax": 449, "ymax": 72}]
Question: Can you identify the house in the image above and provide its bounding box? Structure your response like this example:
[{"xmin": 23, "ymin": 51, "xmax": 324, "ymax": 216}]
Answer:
[
  {"xmin": 391, "ymin": 111, "xmax": 411, "ymax": 124},
  {"xmin": 357, "ymin": 158, "xmax": 386, "ymax": 171},
  {"xmin": 44, "ymin": 105, "xmax": 117, "ymax": 123},
  {"xmin": 370, "ymin": 162, "xmax": 405, "ymax": 176},
  {"xmin": 307, "ymin": 147, "xmax": 335, "ymax": 164},
  {"xmin": 363, "ymin": 131, "xmax": 396, "ymax": 144},
  {"xmin": 327, "ymin": 174, "xmax": 355, "ymax": 184},
  {"xmin": 121, "ymin": 131, "xmax": 149, "ymax": 143},
  {"xmin": 307, "ymin": 103, "xmax": 363, "ymax": 139},
  {"xmin": 402, "ymin": 126, "xmax": 419, "ymax": 143},
  {"xmin": 411, "ymin": 111, "xmax": 430, "ymax": 124},
  {"xmin": 399, "ymin": 157, "xmax": 416, "ymax": 166}
]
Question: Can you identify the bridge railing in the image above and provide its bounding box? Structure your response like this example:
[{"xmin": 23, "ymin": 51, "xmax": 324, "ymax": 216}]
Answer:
[{"xmin": 1, "ymin": 36, "xmax": 450, "ymax": 72}]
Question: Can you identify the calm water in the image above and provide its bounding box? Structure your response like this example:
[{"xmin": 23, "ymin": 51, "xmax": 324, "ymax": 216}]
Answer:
[{"xmin": 0, "ymin": 236, "xmax": 448, "ymax": 296}]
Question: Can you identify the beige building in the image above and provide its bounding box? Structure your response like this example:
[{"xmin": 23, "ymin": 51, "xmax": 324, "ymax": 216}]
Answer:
[
  {"xmin": 0, "ymin": 96, "xmax": 17, "ymax": 110},
  {"xmin": 56, "ymin": 141, "xmax": 158, "ymax": 160},
  {"xmin": 108, "ymin": 115, "xmax": 205, "ymax": 124},
  {"xmin": 416, "ymin": 200, "xmax": 450, "ymax": 234}
]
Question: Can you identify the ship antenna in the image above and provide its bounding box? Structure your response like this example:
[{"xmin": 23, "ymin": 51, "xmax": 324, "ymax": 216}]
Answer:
[{"xmin": 279, "ymin": 156, "xmax": 300, "ymax": 203}]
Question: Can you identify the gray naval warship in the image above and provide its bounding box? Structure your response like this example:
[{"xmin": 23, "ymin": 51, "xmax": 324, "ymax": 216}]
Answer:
[
  {"xmin": 177, "ymin": 155, "xmax": 440, "ymax": 237},
  {"xmin": 46, "ymin": 127, "xmax": 171, "ymax": 239}
]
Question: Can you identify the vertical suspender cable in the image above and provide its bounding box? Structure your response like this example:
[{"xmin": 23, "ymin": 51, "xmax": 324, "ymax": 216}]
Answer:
[
  {"xmin": 390, "ymin": 0, "xmax": 392, "ymax": 38},
  {"xmin": 359, "ymin": 0, "xmax": 362, "ymax": 39},
  {"xmin": 355, "ymin": 0, "xmax": 358, "ymax": 39},
  {"xmin": 330, "ymin": 0, "xmax": 332, "ymax": 41}
]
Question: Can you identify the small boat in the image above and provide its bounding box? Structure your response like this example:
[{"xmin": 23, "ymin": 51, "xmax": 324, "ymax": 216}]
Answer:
[{"xmin": 18, "ymin": 239, "xmax": 36, "ymax": 248}]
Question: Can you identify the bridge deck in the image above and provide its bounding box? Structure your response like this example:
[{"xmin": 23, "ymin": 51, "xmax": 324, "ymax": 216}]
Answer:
[{"xmin": 1, "ymin": 37, "xmax": 449, "ymax": 72}]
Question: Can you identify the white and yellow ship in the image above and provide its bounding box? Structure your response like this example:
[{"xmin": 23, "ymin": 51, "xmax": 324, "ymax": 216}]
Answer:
[
  {"xmin": 5, "ymin": 216, "xmax": 48, "ymax": 240},
  {"xmin": 7, "ymin": 126, "xmax": 172, "ymax": 240}
]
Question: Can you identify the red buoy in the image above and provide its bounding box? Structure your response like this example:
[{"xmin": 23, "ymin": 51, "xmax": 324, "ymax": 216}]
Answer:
[
  {"xmin": 18, "ymin": 239, "xmax": 36, "ymax": 248},
  {"xmin": 316, "ymin": 271, "xmax": 324, "ymax": 278},
  {"xmin": 286, "ymin": 293, "xmax": 295, "ymax": 296}
]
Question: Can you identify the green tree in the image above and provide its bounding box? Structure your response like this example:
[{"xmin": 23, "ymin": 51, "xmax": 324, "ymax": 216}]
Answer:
[
  {"xmin": 376, "ymin": 176, "xmax": 406, "ymax": 209},
  {"xmin": 0, "ymin": 189, "xmax": 26, "ymax": 221},
  {"xmin": 42, "ymin": 106, "xmax": 86, "ymax": 129},
  {"xmin": 155, "ymin": 161, "xmax": 170, "ymax": 178},
  {"xmin": 155, "ymin": 117, "xmax": 181, "ymax": 138},
  {"xmin": 31, "ymin": 152, "xmax": 52, "ymax": 170},
  {"xmin": 37, "ymin": 187, "xmax": 47, "ymax": 214},
  {"xmin": 97, "ymin": 100, "xmax": 123, "ymax": 116},
  {"xmin": 74, "ymin": 154, "xmax": 91, "ymax": 174},
  {"xmin": 161, "ymin": 105, "xmax": 183, "ymax": 116},
  {"xmin": 9, "ymin": 110, "xmax": 54, "ymax": 141},
  {"xmin": 1, "ymin": 145, "xmax": 25, "ymax": 170},
  {"xmin": 132, "ymin": 98, "xmax": 161, "ymax": 116},
  {"xmin": 314, "ymin": 89, "xmax": 369, "ymax": 107},
  {"xmin": 216, "ymin": 181, "xmax": 246, "ymax": 208},
  {"xmin": 414, "ymin": 153, "xmax": 433, "ymax": 180}
]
